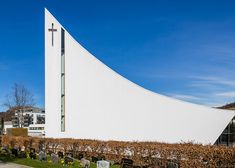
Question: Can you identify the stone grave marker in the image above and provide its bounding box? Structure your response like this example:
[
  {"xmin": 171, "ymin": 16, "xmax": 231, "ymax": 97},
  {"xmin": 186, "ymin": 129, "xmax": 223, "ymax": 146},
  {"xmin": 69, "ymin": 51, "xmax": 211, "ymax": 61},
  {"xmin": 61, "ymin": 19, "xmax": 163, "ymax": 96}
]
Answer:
[
  {"xmin": 64, "ymin": 154, "xmax": 74, "ymax": 165},
  {"xmin": 11, "ymin": 148, "xmax": 18, "ymax": 157},
  {"xmin": 29, "ymin": 148, "xmax": 36, "ymax": 159},
  {"xmin": 120, "ymin": 158, "xmax": 133, "ymax": 168},
  {"xmin": 39, "ymin": 151, "xmax": 47, "ymax": 161},
  {"xmin": 58, "ymin": 151, "xmax": 64, "ymax": 158},
  {"xmin": 51, "ymin": 153, "xmax": 59, "ymax": 163},
  {"xmin": 92, "ymin": 156, "xmax": 98, "ymax": 163},
  {"xmin": 78, "ymin": 153, "xmax": 84, "ymax": 160},
  {"xmin": 18, "ymin": 146, "xmax": 26, "ymax": 158},
  {"xmin": 167, "ymin": 162, "xmax": 178, "ymax": 168},
  {"xmin": 21, "ymin": 146, "xmax": 25, "ymax": 152},
  {"xmin": 97, "ymin": 160, "xmax": 110, "ymax": 168},
  {"xmin": 81, "ymin": 158, "xmax": 90, "ymax": 168}
]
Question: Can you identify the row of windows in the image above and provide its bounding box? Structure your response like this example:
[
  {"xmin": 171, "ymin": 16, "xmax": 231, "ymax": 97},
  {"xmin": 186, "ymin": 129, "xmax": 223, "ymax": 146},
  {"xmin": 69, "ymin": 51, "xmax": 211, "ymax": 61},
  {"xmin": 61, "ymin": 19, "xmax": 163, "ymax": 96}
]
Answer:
[{"xmin": 29, "ymin": 127, "xmax": 44, "ymax": 130}]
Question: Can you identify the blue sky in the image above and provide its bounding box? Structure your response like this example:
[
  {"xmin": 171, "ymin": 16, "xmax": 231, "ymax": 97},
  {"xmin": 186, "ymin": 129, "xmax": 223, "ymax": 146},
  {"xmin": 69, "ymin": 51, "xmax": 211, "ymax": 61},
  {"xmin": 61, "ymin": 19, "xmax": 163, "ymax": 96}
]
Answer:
[{"xmin": 0, "ymin": 0, "xmax": 235, "ymax": 111}]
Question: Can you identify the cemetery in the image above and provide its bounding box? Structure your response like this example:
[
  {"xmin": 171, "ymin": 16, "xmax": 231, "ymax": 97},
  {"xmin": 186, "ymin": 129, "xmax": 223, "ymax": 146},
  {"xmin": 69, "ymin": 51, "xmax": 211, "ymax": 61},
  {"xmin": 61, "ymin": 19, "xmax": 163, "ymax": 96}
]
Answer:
[{"xmin": 0, "ymin": 136, "xmax": 234, "ymax": 168}]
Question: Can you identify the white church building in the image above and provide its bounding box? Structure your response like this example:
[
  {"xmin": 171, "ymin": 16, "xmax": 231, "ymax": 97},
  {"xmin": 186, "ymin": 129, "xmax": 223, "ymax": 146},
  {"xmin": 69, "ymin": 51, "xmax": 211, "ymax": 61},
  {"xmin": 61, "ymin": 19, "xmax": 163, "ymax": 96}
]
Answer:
[{"xmin": 45, "ymin": 9, "xmax": 235, "ymax": 145}]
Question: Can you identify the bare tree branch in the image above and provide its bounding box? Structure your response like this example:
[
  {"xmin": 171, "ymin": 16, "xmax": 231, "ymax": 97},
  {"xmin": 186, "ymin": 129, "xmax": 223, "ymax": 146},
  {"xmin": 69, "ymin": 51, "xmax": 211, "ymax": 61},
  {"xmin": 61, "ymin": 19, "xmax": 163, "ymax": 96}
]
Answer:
[{"xmin": 3, "ymin": 83, "xmax": 35, "ymax": 109}]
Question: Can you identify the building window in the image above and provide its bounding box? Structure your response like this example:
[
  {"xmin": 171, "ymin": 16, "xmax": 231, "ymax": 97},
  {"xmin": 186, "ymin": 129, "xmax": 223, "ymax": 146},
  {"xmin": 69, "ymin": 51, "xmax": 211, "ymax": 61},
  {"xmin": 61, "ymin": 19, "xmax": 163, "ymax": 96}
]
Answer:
[
  {"xmin": 61, "ymin": 28, "xmax": 65, "ymax": 132},
  {"xmin": 29, "ymin": 127, "xmax": 44, "ymax": 130},
  {"xmin": 36, "ymin": 115, "xmax": 45, "ymax": 124}
]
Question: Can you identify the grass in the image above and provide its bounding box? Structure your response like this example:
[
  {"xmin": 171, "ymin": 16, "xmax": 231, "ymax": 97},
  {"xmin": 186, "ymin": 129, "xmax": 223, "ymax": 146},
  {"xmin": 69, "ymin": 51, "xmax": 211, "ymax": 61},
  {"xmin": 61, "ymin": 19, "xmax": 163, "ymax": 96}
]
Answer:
[
  {"xmin": 0, "ymin": 155, "xmax": 121, "ymax": 168},
  {"xmin": 12, "ymin": 158, "xmax": 81, "ymax": 168}
]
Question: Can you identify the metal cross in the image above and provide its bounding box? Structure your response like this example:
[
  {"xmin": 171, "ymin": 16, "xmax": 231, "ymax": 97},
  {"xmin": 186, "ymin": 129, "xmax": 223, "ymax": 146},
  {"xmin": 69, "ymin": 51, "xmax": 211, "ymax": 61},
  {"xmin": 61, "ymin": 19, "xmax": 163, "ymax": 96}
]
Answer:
[{"xmin": 48, "ymin": 23, "xmax": 57, "ymax": 46}]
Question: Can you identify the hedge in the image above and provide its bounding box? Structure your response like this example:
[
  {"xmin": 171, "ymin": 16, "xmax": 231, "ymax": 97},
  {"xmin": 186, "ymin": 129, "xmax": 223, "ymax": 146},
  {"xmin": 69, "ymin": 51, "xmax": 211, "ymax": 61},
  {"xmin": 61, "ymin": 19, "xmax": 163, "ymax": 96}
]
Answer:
[{"xmin": 0, "ymin": 136, "xmax": 234, "ymax": 167}]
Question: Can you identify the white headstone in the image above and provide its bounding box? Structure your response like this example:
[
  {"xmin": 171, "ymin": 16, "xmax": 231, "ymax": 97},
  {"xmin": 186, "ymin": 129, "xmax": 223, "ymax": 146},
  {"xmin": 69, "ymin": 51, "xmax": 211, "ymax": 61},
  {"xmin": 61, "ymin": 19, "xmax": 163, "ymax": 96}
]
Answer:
[
  {"xmin": 21, "ymin": 146, "xmax": 25, "ymax": 151},
  {"xmin": 97, "ymin": 160, "xmax": 110, "ymax": 168},
  {"xmin": 39, "ymin": 151, "xmax": 47, "ymax": 161},
  {"xmin": 81, "ymin": 158, "xmax": 90, "ymax": 168}
]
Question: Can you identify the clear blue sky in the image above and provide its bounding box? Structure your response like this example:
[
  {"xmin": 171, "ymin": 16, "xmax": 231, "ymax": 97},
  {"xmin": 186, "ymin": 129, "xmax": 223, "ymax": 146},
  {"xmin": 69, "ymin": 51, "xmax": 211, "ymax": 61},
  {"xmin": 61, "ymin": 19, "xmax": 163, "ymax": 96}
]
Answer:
[{"xmin": 0, "ymin": 0, "xmax": 235, "ymax": 111}]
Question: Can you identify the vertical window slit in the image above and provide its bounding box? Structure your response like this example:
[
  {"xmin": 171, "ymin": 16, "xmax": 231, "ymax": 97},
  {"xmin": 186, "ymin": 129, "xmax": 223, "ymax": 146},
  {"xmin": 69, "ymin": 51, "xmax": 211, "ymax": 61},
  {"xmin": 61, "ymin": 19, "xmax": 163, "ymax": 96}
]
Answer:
[{"xmin": 61, "ymin": 28, "xmax": 65, "ymax": 132}]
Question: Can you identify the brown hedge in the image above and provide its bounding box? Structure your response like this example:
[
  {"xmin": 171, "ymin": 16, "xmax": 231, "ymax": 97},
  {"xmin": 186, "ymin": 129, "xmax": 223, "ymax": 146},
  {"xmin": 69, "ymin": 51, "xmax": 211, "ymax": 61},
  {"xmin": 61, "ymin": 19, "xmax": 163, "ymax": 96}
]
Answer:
[{"xmin": 0, "ymin": 136, "xmax": 234, "ymax": 167}]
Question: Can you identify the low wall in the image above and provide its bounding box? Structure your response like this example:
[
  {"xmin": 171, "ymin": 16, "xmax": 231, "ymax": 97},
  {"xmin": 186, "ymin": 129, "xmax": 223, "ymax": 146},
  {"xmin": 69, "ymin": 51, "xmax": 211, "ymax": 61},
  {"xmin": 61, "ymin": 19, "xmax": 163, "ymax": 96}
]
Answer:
[{"xmin": 6, "ymin": 128, "xmax": 28, "ymax": 137}]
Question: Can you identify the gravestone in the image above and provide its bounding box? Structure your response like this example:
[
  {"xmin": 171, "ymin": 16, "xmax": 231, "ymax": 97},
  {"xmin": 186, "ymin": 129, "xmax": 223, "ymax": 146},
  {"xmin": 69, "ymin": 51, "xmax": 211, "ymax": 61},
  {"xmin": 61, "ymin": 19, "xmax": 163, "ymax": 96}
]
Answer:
[
  {"xmin": 21, "ymin": 146, "xmax": 25, "ymax": 152},
  {"xmin": 78, "ymin": 153, "xmax": 84, "ymax": 160},
  {"xmin": 11, "ymin": 148, "xmax": 18, "ymax": 157},
  {"xmin": 167, "ymin": 162, "xmax": 178, "ymax": 168},
  {"xmin": 66, "ymin": 152, "xmax": 73, "ymax": 158},
  {"xmin": 68, "ymin": 150, "xmax": 74, "ymax": 157},
  {"xmin": 97, "ymin": 160, "xmax": 110, "ymax": 168},
  {"xmin": 92, "ymin": 156, "xmax": 98, "ymax": 163},
  {"xmin": 120, "ymin": 158, "xmax": 133, "ymax": 168},
  {"xmin": 64, "ymin": 155, "xmax": 74, "ymax": 165},
  {"xmin": 51, "ymin": 153, "xmax": 59, "ymax": 163},
  {"xmin": 29, "ymin": 148, "xmax": 36, "ymax": 159},
  {"xmin": 18, "ymin": 146, "xmax": 26, "ymax": 158},
  {"xmin": 39, "ymin": 151, "xmax": 47, "ymax": 161},
  {"xmin": 81, "ymin": 158, "xmax": 90, "ymax": 168},
  {"xmin": 58, "ymin": 151, "xmax": 64, "ymax": 158}
]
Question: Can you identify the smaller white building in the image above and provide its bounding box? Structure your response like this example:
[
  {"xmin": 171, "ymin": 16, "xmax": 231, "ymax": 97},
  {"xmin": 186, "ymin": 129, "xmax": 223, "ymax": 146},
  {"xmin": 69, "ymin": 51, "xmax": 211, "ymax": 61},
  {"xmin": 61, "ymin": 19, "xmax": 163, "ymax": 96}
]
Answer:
[
  {"xmin": 11, "ymin": 107, "xmax": 45, "ymax": 137},
  {"xmin": 3, "ymin": 121, "xmax": 13, "ymax": 133},
  {"xmin": 28, "ymin": 124, "xmax": 45, "ymax": 137}
]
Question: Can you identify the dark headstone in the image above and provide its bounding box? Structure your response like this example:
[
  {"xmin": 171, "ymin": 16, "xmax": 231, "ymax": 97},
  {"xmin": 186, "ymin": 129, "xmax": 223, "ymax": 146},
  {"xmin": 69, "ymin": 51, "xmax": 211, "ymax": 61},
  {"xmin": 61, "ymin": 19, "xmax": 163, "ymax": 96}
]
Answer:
[
  {"xmin": 64, "ymin": 156, "xmax": 74, "ymax": 165},
  {"xmin": 120, "ymin": 158, "xmax": 134, "ymax": 168},
  {"xmin": 29, "ymin": 148, "xmax": 36, "ymax": 159},
  {"xmin": 29, "ymin": 152, "xmax": 36, "ymax": 159},
  {"xmin": 78, "ymin": 153, "xmax": 84, "ymax": 160},
  {"xmin": 92, "ymin": 156, "xmax": 99, "ymax": 163},
  {"xmin": 39, "ymin": 151, "xmax": 47, "ymax": 161},
  {"xmin": 68, "ymin": 150, "xmax": 74, "ymax": 157},
  {"xmin": 58, "ymin": 151, "xmax": 64, "ymax": 158},
  {"xmin": 66, "ymin": 152, "xmax": 73, "ymax": 158},
  {"xmin": 167, "ymin": 162, "xmax": 178, "ymax": 168},
  {"xmin": 11, "ymin": 148, "xmax": 18, "ymax": 157}
]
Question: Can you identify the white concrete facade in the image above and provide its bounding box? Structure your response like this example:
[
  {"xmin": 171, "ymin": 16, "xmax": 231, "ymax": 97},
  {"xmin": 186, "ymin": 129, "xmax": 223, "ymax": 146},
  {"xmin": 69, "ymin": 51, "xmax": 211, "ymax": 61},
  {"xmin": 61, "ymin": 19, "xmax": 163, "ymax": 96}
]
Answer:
[{"xmin": 45, "ymin": 9, "xmax": 235, "ymax": 145}]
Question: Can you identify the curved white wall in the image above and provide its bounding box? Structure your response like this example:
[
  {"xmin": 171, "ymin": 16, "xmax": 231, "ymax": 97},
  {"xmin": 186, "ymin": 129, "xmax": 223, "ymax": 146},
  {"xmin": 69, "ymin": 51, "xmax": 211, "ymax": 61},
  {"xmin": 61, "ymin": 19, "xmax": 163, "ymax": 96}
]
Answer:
[{"xmin": 45, "ymin": 9, "xmax": 235, "ymax": 145}]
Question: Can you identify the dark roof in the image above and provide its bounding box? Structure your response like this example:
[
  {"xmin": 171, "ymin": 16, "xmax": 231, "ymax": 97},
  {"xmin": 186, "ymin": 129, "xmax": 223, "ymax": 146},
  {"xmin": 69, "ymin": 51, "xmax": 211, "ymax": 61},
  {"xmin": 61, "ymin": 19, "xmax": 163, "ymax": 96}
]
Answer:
[
  {"xmin": 0, "ymin": 109, "xmax": 15, "ymax": 121},
  {"xmin": 218, "ymin": 102, "xmax": 235, "ymax": 110}
]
